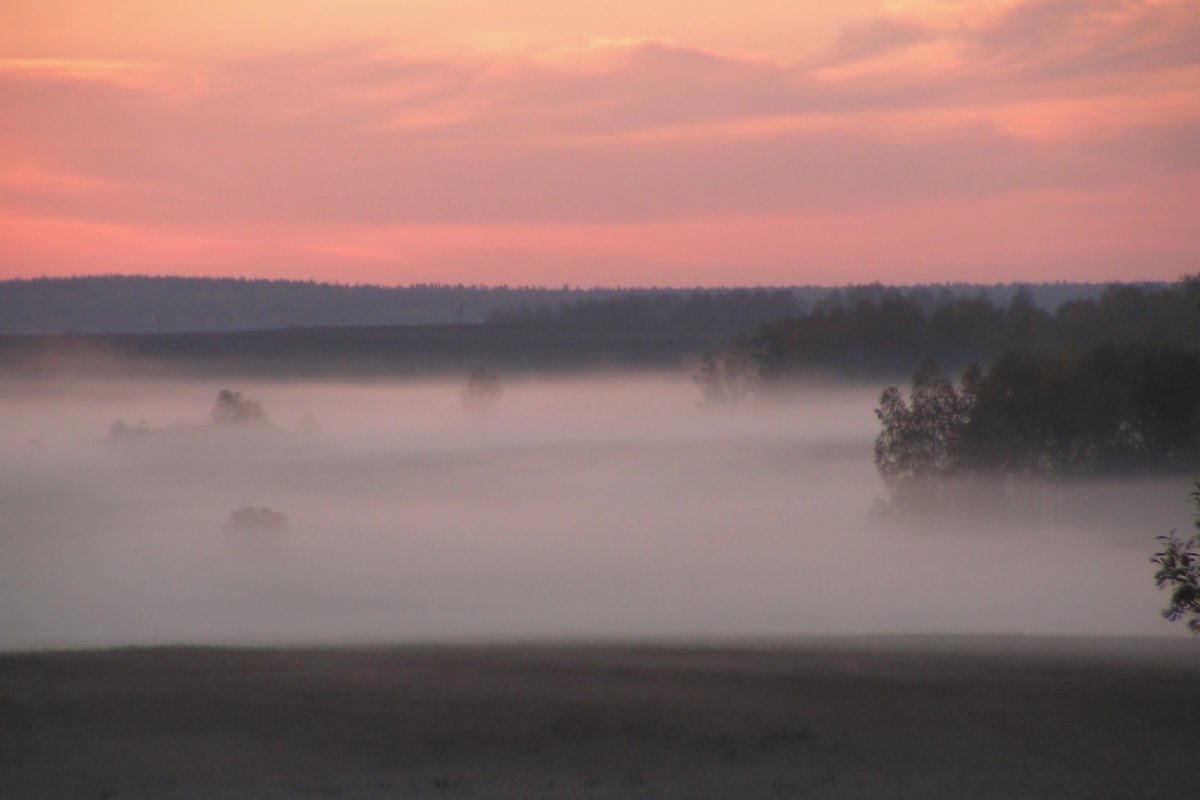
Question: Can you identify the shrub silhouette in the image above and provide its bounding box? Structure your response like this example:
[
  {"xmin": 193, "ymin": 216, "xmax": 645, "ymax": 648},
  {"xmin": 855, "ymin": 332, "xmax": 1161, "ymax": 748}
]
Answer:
[
  {"xmin": 108, "ymin": 419, "xmax": 150, "ymax": 440},
  {"xmin": 693, "ymin": 341, "xmax": 759, "ymax": 407},
  {"xmin": 211, "ymin": 389, "xmax": 267, "ymax": 425},
  {"xmin": 1152, "ymin": 484, "xmax": 1200, "ymax": 633},
  {"xmin": 461, "ymin": 367, "xmax": 502, "ymax": 413},
  {"xmin": 226, "ymin": 506, "xmax": 289, "ymax": 532}
]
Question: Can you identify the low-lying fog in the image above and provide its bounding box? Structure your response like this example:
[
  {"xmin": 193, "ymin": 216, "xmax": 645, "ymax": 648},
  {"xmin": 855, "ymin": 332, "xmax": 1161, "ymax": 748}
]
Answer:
[{"xmin": 0, "ymin": 372, "xmax": 1191, "ymax": 650}]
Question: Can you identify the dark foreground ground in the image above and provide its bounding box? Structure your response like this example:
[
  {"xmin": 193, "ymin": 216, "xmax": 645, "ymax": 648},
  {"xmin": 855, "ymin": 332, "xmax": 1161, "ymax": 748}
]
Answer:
[{"xmin": 1, "ymin": 638, "xmax": 1196, "ymax": 799}]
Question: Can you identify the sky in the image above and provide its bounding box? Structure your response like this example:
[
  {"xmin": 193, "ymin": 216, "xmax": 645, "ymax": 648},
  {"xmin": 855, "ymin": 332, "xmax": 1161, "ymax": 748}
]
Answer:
[{"xmin": 1, "ymin": 0, "xmax": 1197, "ymax": 287}]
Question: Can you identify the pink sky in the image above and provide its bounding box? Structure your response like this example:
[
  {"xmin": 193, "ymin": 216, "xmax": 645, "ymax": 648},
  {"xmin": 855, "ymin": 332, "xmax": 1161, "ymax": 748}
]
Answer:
[{"xmin": 1, "ymin": 0, "xmax": 1197, "ymax": 286}]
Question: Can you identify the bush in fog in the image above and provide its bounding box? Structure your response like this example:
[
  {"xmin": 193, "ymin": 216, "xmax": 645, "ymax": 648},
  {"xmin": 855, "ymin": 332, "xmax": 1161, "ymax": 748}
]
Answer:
[
  {"xmin": 225, "ymin": 506, "xmax": 289, "ymax": 532},
  {"xmin": 462, "ymin": 366, "xmax": 502, "ymax": 413},
  {"xmin": 1152, "ymin": 485, "xmax": 1200, "ymax": 633},
  {"xmin": 107, "ymin": 418, "xmax": 150, "ymax": 440},
  {"xmin": 693, "ymin": 341, "xmax": 760, "ymax": 407},
  {"xmin": 211, "ymin": 389, "xmax": 267, "ymax": 425}
]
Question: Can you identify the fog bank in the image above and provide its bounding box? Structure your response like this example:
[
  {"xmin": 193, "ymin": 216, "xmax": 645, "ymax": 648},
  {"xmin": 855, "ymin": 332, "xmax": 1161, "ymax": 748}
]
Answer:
[{"xmin": 0, "ymin": 374, "xmax": 1189, "ymax": 650}]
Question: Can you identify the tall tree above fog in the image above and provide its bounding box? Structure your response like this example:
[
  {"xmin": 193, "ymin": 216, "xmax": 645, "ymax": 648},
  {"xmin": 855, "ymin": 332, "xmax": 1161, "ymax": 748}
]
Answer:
[{"xmin": 874, "ymin": 361, "xmax": 979, "ymax": 492}]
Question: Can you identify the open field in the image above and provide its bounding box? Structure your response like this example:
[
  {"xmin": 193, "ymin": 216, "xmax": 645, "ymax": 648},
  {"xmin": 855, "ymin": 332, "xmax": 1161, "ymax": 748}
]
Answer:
[{"xmin": 1, "ymin": 639, "xmax": 1196, "ymax": 799}]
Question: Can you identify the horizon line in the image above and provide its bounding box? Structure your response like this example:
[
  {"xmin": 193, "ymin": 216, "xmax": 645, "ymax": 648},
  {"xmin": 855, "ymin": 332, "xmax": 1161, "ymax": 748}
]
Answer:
[{"xmin": 0, "ymin": 272, "xmax": 1177, "ymax": 293}]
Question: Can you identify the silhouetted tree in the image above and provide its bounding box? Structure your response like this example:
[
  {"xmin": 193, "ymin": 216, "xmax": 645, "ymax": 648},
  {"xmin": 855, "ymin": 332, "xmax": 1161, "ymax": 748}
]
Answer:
[
  {"xmin": 874, "ymin": 361, "xmax": 978, "ymax": 494},
  {"xmin": 211, "ymin": 389, "xmax": 267, "ymax": 425},
  {"xmin": 693, "ymin": 341, "xmax": 759, "ymax": 407},
  {"xmin": 1151, "ymin": 484, "xmax": 1200, "ymax": 633},
  {"xmin": 462, "ymin": 366, "xmax": 502, "ymax": 412}
]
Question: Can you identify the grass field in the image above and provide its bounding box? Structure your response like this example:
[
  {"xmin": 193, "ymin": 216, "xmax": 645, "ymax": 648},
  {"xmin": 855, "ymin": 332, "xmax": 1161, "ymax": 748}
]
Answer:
[{"xmin": 1, "ymin": 638, "xmax": 1195, "ymax": 799}]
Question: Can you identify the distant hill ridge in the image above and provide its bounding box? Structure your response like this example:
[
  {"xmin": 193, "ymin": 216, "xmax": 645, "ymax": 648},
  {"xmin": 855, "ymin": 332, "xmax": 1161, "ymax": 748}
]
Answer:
[{"xmin": 0, "ymin": 275, "xmax": 1158, "ymax": 335}]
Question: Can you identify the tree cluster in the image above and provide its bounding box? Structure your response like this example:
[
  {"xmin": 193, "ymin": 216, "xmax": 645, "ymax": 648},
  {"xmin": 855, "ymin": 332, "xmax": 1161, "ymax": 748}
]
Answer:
[
  {"xmin": 874, "ymin": 361, "xmax": 979, "ymax": 490},
  {"xmin": 875, "ymin": 342, "xmax": 1200, "ymax": 496},
  {"xmin": 753, "ymin": 279, "xmax": 1200, "ymax": 379}
]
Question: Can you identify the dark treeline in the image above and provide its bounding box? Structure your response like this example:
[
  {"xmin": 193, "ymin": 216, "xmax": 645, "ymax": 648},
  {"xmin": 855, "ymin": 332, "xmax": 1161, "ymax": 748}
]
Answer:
[
  {"xmin": 488, "ymin": 283, "xmax": 1130, "ymax": 330},
  {"xmin": 875, "ymin": 342, "xmax": 1200, "ymax": 495},
  {"xmin": 488, "ymin": 288, "xmax": 799, "ymax": 331},
  {"xmin": 751, "ymin": 278, "xmax": 1195, "ymax": 379},
  {"xmin": 0, "ymin": 277, "xmax": 596, "ymax": 333},
  {"xmin": 1, "ymin": 276, "xmax": 1119, "ymax": 335}
]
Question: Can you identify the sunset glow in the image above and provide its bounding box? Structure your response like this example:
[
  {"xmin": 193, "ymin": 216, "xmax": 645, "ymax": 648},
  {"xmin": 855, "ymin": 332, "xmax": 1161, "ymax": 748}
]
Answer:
[{"xmin": 2, "ymin": 0, "xmax": 1197, "ymax": 285}]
